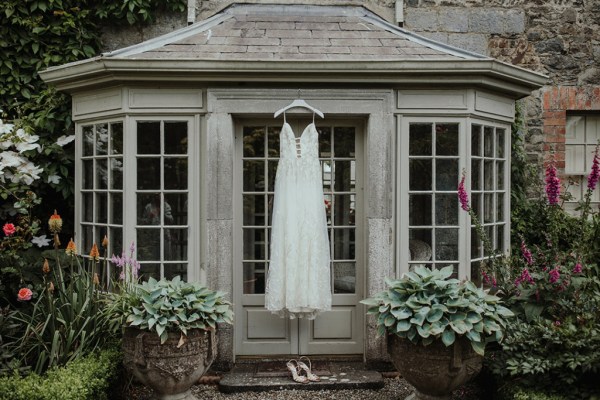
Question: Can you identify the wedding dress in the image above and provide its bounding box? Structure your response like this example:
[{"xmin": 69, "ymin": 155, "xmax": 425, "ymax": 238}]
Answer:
[{"xmin": 265, "ymin": 118, "xmax": 332, "ymax": 319}]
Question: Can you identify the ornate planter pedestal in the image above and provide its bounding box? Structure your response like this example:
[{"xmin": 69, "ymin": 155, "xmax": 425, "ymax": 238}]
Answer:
[
  {"xmin": 387, "ymin": 335, "xmax": 482, "ymax": 400},
  {"xmin": 123, "ymin": 327, "xmax": 217, "ymax": 400}
]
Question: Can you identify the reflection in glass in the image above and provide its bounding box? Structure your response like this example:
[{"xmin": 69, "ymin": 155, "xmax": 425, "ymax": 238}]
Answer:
[
  {"xmin": 334, "ymin": 160, "xmax": 354, "ymax": 192},
  {"xmin": 484, "ymin": 226, "xmax": 493, "ymax": 256},
  {"xmin": 333, "ymin": 262, "xmax": 355, "ymax": 293},
  {"xmin": 97, "ymin": 193, "xmax": 107, "ymax": 224},
  {"xmin": 471, "ymin": 125, "xmax": 481, "ymax": 156},
  {"xmin": 137, "ymin": 158, "xmax": 161, "ymax": 189},
  {"xmin": 96, "ymin": 159, "xmax": 108, "ymax": 189},
  {"xmin": 243, "ymin": 228, "xmax": 266, "ymax": 260},
  {"xmin": 137, "ymin": 228, "xmax": 161, "ymax": 260},
  {"xmin": 484, "ymin": 193, "xmax": 494, "ymax": 223},
  {"xmin": 268, "ymin": 160, "xmax": 278, "ymax": 192},
  {"xmin": 436, "ymin": 124, "xmax": 459, "ymax": 156},
  {"xmin": 243, "ymin": 126, "xmax": 265, "ymax": 158},
  {"xmin": 334, "ymin": 228, "xmax": 355, "ymax": 260},
  {"xmin": 496, "ymin": 225, "xmax": 504, "ymax": 251},
  {"xmin": 139, "ymin": 263, "xmax": 160, "ymax": 282},
  {"xmin": 435, "ymin": 194, "xmax": 458, "ymax": 225},
  {"xmin": 267, "ymin": 194, "xmax": 274, "ymax": 226},
  {"xmin": 470, "ymin": 261, "xmax": 481, "ymax": 287},
  {"xmin": 137, "ymin": 193, "xmax": 162, "ymax": 225},
  {"xmin": 436, "ymin": 159, "xmax": 458, "ymax": 191},
  {"xmin": 471, "ymin": 159, "xmax": 481, "ymax": 190},
  {"xmin": 435, "ymin": 228, "xmax": 458, "ymax": 260},
  {"xmin": 82, "ymin": 225, "xmax": 93, "ymax": 251},
  {"xmin": 111, "ymin": 122, "xmax": 123, "ymax": 155},
  {"xmin": 164, "ymin": 122, "xmax": 188, "ymax": 154},
  {"xmin": 484, "ymin": 160, "xmax": 494, "ymax": 190},
  {"xmin": 110, "ymin": 193, "xmax": 123, "ymax": 224},
  {"xmin": 243, "ymin": 160, "xmax": 264, "ymax": 192},
  {"xmin": 243, "ymin": 262, "xmax": 265, "ymax": 294},
  {"xmin": 96, "ymin": 123, "xmax": 108, "ymax": 156},
  {"xmin": 267, "ymin": 126, "xmax": 281, "ymax": 157},
  {"xmin": 409, "ymin": 159, "xmax": 432, "ymax": 190},
  {"xmin": 83, "ymin": 125, "xmax": 94, "ymax": 156},
  {"xmin": 137, "ymin": 122, "xmax": 161, "ymax": 154},
  {"xmin": 484, "ymin": 126, "xmax": 494, "ymax": 157},
  {"xmin": 164, "ymin": 228, "xmax": 187, "ymax": 261},
  {"xmin": 497, "ymin": 193, "xmax": 505, "ymax": 222},
  {"xmin": 497, "ymin": 161, "xmax": 505, "ymax": 190},
  {"xmin": 164, "ymin": 157, "xmax": 188, "ymax": 189},
  {"xmin": 83, "ymin": 160, "xmax": 93, "ymax": 189},
  {"xmin": 471, "ymin": 228, "xmax": 482, "ymax": 258},
  {"xmin": 164, "ymin": 263, "xmax": 188, "ymax": 281},
  {"xmin": 409, "ymin": 194, "xmax": 432, "ymax": 226},
  {"xmin": 110, "ymin": 227, "xmax": 123, "ymax": 259},
  {"xmin": 111, "ymin": 158, "xmax": 123, "ymax": 189},
  {"xmin": 243, "ymin": 195, "xmax": 265, "ymax": 226},
  {"xmin": 334, "ymin": 127, "xmax": 355, "ymax": 157},
  {"xmin": 409, "ymin": 229, "xmax": 432, "ymax": 250},
  {"xmin": 321, "ymin": 161, "xmax": 332, "ymax": 190},
  {"xmin": 317, "ymin": 126, "xmax": 331, "ymax": 156},
  {"xmin": 471, "ymin": 193, "xmax": 481, "ymax": 219},
  {"xmin": 82, "ymin": 193, "xmax": 93, "ymax": 222},
  {"xmin": 334, "ymin": 194, "xmax": 355, "ymax": 226},
  {"xmin": 409, "ymin": 124, "xmax": 432, "ymax": 156},
  {"xmin": 164, "ymin": 193, "xmax": 187, "ymax": 225},
  {"xmin": 497, "ymin": 129, "xmax": 505, "ymax": 158}
]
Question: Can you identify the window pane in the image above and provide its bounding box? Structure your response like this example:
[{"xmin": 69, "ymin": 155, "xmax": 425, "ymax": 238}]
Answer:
[
  {"xmin": 267, "ymin": 194, "xmax": 275, "ymax": 226},
  {"xmin": 268, "ymin": 126, "xmax": 281, "ymax": 158},
  {"xmin": 470, "ymin": 261, "xmax": 481, "ymax": 286},
  {"xmin": 409, "ymin": 194, "xmax": 432, "ymax": 226},
  {"xmin": 96, "ymin": 123, "xmax": 108, "ymax": 156},
  {"xmin": 484, "ymin": 126, "xmax": 494, "ymax": 157},
  {"xmin": 96, "ymin": 159, "xmax": 107, "ymax": 189},
  {"xmin": 435, "ymin": 228, "xmax": 458, "ymax": 260},
  {"xmin": 484, "ymin": 193, "xmax": 494, "ymax": 223},
  {"xmin": 435, "ymin": 194, "xmax": 458, "ymax": 226},
  {"xmin": 109, "ymin": 227, "xmax": 123, "ymax": 259},
  {"xmin": 164, "ymin": 157, "xmax": 188, "ymax": 190},
  {"xmin": 137, "ymin": 122, "xmax": 161, "ymax": 154},
  {"xmin": 110, "ymin": 122, "xmax": 123, "ymax": 155},
  {"xmin": 471, "ymin": 125, "xmax": 482, "ymax": 156},
  {"xmin": 243, "ymin": 160, "xmax": 264, "ymax": 192},
  {"xmin": 110, "ymin": 193, "xmax": 123, "ymax": 224},
  {"xmin": 82, "ymin": 125, "xmax": 94, "ymax": 156},
  {"xmin": 409, "ymin": 123, "xmax": 432, "ymax": 156},
  {"xmin": 436, "ymin": 124, "xmax": 459, "ymax": 156},
  {"xmin": 471, "ymin": 159, "xmax": 481, "ymax": 191},
  {"xmin": 244, "ymin": 262, "xmax": 266, "ymax": 294},
  {"xmin": 334, "ymin": 127, "xmax": 355, "ymax": 157},
  {"xmin": 164, "ymin": 122, "xmax": 187, "ymax": 154},
  {"xmin": 471, "ymin": 193, "xmax": 481, "ymax": 220},
  {"xmin": 497, "ymin": 193, "xmax": 505, "ymax": 222},
  {"xmin": 81, "ymin": 225, "xmax": 93, "ymax": 251},
  {"xmin": 82, "ymin": 193, "xmax": 93, "ymax": 222},
  {"xmin": 334, "ymin": 194, "xmax": 355, "ymax": 226},
  {"xmin": 137, "ymin": 158, "xmax": 161, "ymax": 190},
  {"xmin": 471, "ymin": 228, "xmax": 482, "ymax": 258},
  {"xmin": 318, "ymin": 126, "xmax": 332, "ymax": 157},
  {"xmin": 322, "ymin": 161, "xmax": 332, "ymax": 191},
  {"xmin": 409, "ymin": 159, "xmax": 432, "ymax": 190},
  {"xmin": 137, "ymin": 229, "xmax": 161, "ymax": 260},
  {"xmin": 409, "ymin": 237, "xmax": 432, "ymax": 262},
  {"xmin": 97, "ymin": 193, "xmax": 107, "ymax": 224},
  {"xmin": 334, "ymin": 228, "xmax": 355, "ymax": 260},
  {"xmin": 268, "ymin": 160, "xmax": 278, "ymax": 192},
  {"xmin": 484, "ymin": 226, "xmax": 494, "ymax": 255},
  {"xmin": 243, "ymin": 228, "xmax": 266, "ymax": 260},
  {"xmin": 165, "ymin": 229, "xmax": 187, "ymax": 261},
  {"xmin": 496, "ymin": 128, "xmax": 505, "ymax": 158},
  {"xmin": 164, "ymin": 263, "xmax": 187, "ymax": 281},
  {"xmin": 497, "ymin": 161, "xmax": 505, "ymax": 190},
  {"xmin": 165, "ymin": 193, "xmax": 187, "ymax": 225},
  {"xmin": 139, "ymin": 263, "xmax": 160, "ymax": 282},
  {"xmin": 243, "ymin": 195, "xmax": 265, "ymax": 226},
  {"xmin": 82, "ymin": 160, "xmax": 93, "ymax": 189},
  {"xmin": 138, "ymin": 193, "xmax": 161, "ymax": 225},
  {"xmin": 334, "ymin": 161, "xmax": 354, "ymax": 192},
  {"xmin": 243, "ymin": 126, "xmax": 265, "ymax": 158},
  {"xmin": 484, "ymin": 160, "xmax": 494, "ymax": 190},
  {"xmin": 334, "ymin": 262, "xmax": 355, "ymax": 293},
  {"xmin": 111, "ymin": 158, "xmax": 123, "ymax": 189},
  {"xmin": 436, "ymin": 159, "xmax": 458, "ymax": 191},
  {"xmin": 496, "ymin": 225, "xmax": 505, "ymax": 251}
]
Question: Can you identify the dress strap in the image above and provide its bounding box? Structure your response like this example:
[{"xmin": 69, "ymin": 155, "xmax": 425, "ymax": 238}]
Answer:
[
  {"xmin": 312, "ymin": 111, "xmax": 315, "ymax": 125},
  {"xmin": 284, "ymin": 112, "xmax": 287, "ymax": 124}
]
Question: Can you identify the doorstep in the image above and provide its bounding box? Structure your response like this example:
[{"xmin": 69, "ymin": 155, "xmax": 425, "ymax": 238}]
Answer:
[{"xmin": 218, "ymin": 359, "xmax": 385, "ymax": 393}]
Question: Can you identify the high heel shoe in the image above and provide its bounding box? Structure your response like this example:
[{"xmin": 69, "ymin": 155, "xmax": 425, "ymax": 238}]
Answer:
[
  {"xmin": 286, "ymin": 360, "xmax": 309, "ymax": 384},
  {"xmin": 297, "ymin": 356, "xmax": 320, "ymax": 382}
]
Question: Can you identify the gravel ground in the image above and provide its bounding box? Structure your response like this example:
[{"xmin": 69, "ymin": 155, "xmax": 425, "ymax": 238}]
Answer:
[{"xmin": 125, "ymin": 377, "xmax": 484, "ymax": 399}]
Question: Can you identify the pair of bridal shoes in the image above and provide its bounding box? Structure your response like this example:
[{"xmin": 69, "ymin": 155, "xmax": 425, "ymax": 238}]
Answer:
[{"xmin": 286, "ymin": 356, "xmax": 320, "ymax": 383}]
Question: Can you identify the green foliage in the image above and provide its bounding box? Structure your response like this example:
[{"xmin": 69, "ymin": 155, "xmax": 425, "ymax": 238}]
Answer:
[
  {"xmin": 0, "ymin": 347, "xmax": 122, "ymax": 400},
  {"xmin": 498, "ymin": 385, "xmax": 567, "ymax": 400},
  {"xmin": 0, "ymin": 306, "xmax": 24, "ymax": 375},
  {"xmin": 361, "ymin": 266, "xmax": 514, "ymax": 356},
  {"xmin": 117, "ymin": 276, "xmax": 233, "ymax": 344}
]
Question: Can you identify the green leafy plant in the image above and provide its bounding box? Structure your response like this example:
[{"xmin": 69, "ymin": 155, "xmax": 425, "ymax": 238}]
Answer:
[
  {"xmin": 121, "ymin": 276, "xmax": 233, "ymax": 344},
  {"xmin": 361, "ymin": 266, "xmax": 514, "ymax": 356}
]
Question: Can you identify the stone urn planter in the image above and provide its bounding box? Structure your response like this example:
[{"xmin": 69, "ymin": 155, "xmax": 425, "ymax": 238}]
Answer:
[
  {"xmin": 388, "ymin": 335, "xmax": 482, "ymax": 400},
  {"xmin": 123, "ymin": 327, "xmax": 217, "ymax": 400}
]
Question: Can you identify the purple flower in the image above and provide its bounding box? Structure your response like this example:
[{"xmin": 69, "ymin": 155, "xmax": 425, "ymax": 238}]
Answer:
[
  {"xmin": 458, "ymin": 171, "xmax": 470, "ymax": 211},
  {"xmin": 573, "ymin": 263, "xmax": 583, "ymax": 274},
  {"xmin": 545, "ymin": 159, "xmax": 560, "ymax": 205},
  {"xmin": 549, "ymin": 267, "xmax": 560, "ymax": 284},
  {"xmin": 111, "ymin": 242, "xmax": 140, "ymax": 280},
  {"xmin": 520, "ymin": 241, "xmax": 533, "ymax": 265},
  {"xmin": 554, "ymin": 320, "xmax": 561, "ymax": 327},
  {"xmin": 514, "ymin": 268, "xmax": 534, "ymax": 287},
  {"xmin": 588, "ymin": 146, "xmax": 600, "ymax": 192}
]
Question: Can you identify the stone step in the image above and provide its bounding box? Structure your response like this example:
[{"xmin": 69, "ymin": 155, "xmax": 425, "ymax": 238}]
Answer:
[{"xmin": 219, "ymin": 360, "xmax": 384, "ymax": 393}]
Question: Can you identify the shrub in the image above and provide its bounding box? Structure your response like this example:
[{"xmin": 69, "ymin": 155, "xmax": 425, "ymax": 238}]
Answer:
[
  {"xmin": 498, "ymin": 385, "xmax": 567, "ymax": 400},
  {"xmin": 0, "ymin": 347, "xmax": 121, "ymax": 400}
]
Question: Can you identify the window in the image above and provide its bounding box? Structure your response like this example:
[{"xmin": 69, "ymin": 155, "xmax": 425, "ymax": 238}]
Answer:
[
  {"xmin": 399, "ymin": 119, "xmax": 509, "ymax": 283},
  {"xmin": 80, "ymin": 121, "xmax": 124, "ymax": 283},
  {"xmin": 565, "ymin": 115, "xmax": 600, "ymax": 212}
]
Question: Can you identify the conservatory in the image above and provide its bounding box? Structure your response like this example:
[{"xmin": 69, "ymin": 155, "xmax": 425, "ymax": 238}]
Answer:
[{"xmin": 40, "ymin": 3, "xmax": 545, "ymax": 365}]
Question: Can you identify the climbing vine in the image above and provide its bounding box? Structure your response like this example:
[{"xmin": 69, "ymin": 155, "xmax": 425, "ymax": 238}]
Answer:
[{"xmin": 0, "ymin": 0, "xmax": 186, "ymax": 223}]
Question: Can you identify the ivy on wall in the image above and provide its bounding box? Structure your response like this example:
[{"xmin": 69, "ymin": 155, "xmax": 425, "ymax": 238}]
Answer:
[{"xmin": 0, "ymin": 0, "xmax": 186, "ymax": 223}]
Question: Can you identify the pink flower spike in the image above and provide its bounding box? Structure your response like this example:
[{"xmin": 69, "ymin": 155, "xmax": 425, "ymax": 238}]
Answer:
[
  {"xmin": 549, "ymin": 267, "xmax": 560, "ymax": 284},
  {"xmin": 573, "ymin": 263, "xmax": 583, "ymax": 274},
  {"xmin": 458, "ymin": 171, "xmax": 470, "ymax": 211},
  {"xmin": 3, "ymin": 223, "xmax": 16, "ymax": 236},
  {"xmin": 545, "ymin": 158, "xmax": 561, "ymax": 205},
  {"xmin": 588, "ymin": 146, "xmax": 600, "ymax": 192},
  {"xmin": 520, "ymin": 241, "xmax": 534, "ymax": 265}
]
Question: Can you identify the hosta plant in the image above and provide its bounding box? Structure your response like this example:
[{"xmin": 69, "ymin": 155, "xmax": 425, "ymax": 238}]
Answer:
[
  {"xmin": 124, "ymin": 276, "xmax": 233, "ymax": 344},
  {"xmin": 361, "ymin": 266, "xmax": 514, "ymax": 355}
]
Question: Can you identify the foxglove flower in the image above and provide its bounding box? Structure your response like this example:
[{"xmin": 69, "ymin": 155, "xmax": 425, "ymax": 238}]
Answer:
[
  {"xmin": 457, "ymin": 171, "xmax": 470, "ymax": 211},
  {"xmin": 573, "ymin": 263, "xmax": 583, "ymax": 274},
  {"xmin": 588, "ymin": 146, "xmax": 600, "ymax": 192},
  {"xmin": 520, "ymin": 241, "xmax": 533, "ymax": 265},
  {"xmin": 545, "ymin": 159, "xmax": 560, "ymax": 205},
  {"xmin": 549, "ymin": 267, "xmax": 560, "ymax": 284}
]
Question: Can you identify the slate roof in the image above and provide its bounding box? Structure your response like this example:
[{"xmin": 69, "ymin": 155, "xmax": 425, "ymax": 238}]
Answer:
[{"xmin": 106, "ymin": 4, "xmax": 487, "ymax": 61}]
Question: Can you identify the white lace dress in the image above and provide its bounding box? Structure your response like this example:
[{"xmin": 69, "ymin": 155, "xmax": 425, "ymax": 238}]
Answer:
[{"xmin": 265, "ymin": 121, "xmax": 332, "ymax": 319}]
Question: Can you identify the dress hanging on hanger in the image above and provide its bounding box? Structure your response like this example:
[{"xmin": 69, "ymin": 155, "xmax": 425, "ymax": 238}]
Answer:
[{"xmin": 265, "ymin": 99, "xmax": 331, "ymax": 320}]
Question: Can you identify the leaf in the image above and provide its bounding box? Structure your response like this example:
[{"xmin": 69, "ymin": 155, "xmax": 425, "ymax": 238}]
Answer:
[
  {"xmin": 384, "ymin": 315, "xmax": 396, "ymax": 327},
  {"xmin": 441, "ymin": 329, "xmax": 455, "ymax": 347},
  {"xmin": 470, "ymin": 340, "xmax": 486, "ymax": 356},
  {"xmin": 391, "ymin": 308, "xmax": 412, "ymax": 320},
  {"xmin": 417, "ymin": 325, "xmax": 431, "ymax": 338},
  {"xmin": 426, "ymin": 307, "xmax": 444, "ymax": 323},
  {"xmin": 438, "ymin": 265, "xmax": 454, "ymax": 279},
  {"xmin": 396, "ymin": 320, "xmax": 411, "ymax": 332}
]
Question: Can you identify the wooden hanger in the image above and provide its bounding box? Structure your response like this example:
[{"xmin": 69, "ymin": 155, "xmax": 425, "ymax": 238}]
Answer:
[{"xmin": 274, "ymin": 92, "xmax": 324, "ymax": 119}]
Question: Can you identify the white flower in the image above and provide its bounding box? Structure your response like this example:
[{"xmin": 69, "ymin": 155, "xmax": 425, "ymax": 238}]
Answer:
[
  {"xmin": 16, "ymin": 141, "xmax": 40, "ymax": 153},
  {"xmin": 47, "ymin": 174, "xmax": 61, "ymax": 184},
  {"xmin": 0, "ymin": 151, "xmax": 23, "ymax": 167},
  {"xmin": 56, "ymin": 135, "xmax": 75, "ymax": 147},
  {"xmin": 32, "ymin": 235, "xmax": 51, "ymax": 248}
]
